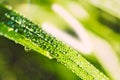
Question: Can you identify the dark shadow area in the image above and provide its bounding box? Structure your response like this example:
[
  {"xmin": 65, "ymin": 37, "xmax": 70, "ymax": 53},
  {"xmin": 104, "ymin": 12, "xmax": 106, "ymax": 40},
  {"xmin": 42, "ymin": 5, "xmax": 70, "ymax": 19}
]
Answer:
[{"xmin": 0, "ymin": 36, "xmax": 81, "ymax": 80}]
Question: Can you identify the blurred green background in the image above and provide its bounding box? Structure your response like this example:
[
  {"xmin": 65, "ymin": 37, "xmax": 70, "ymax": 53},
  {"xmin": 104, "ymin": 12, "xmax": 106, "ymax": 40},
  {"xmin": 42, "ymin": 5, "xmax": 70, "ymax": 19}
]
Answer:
[{"xmin": 0, "ymin": 0, "xmax": 120, "ymax": 80}]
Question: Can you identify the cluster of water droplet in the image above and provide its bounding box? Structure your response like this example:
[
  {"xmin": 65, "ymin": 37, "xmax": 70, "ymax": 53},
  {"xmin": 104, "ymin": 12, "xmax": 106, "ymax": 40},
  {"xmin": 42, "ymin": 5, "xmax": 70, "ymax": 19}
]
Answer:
[
  {"xmin": 0, "ymin": 6, "xmax": 61, "ymax": 57},
  {"xmin": 0, "ymin": 4, "xmax": 109, "ymax": 80}
]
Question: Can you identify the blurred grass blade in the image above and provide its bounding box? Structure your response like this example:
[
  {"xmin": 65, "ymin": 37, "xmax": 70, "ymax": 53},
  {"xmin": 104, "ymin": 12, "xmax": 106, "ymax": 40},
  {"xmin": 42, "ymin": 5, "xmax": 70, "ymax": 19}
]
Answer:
[
  {"xmin": 0, "ymin": 4, "xmax": 109, "ymax": 80},
  {"xmin": 59, "ymin": 1, "xmax": 120, "ymax": 80},
  {"xmin": 52, "ymin": 4, "xmax": 93, "ymax": 54}
]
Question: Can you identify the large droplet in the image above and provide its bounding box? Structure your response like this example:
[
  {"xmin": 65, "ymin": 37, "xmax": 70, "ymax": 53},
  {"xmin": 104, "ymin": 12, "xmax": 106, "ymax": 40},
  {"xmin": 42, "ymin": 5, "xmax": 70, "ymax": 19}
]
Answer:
[{"xmin": 24, "ymin": 46, "xmax": 31, "ymax": 52}]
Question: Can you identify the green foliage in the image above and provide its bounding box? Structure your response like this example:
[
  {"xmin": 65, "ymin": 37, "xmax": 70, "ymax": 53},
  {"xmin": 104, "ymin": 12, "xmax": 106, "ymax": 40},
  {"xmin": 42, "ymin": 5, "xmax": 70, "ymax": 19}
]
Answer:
[{"xmin": 0, "ymin": 4, "xmax": 109, "ymax": 80}]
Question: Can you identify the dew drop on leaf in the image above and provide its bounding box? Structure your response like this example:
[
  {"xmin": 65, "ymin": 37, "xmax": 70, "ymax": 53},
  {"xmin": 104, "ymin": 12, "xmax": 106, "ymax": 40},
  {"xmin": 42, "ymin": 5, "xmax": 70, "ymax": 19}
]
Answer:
[
  {"xmin": 14, "ymin": 29, "xmax": 18, "ymax": 32},
  {"xmin": 24, "ymin": 47, "xmax": 31, "ymax": 52}
]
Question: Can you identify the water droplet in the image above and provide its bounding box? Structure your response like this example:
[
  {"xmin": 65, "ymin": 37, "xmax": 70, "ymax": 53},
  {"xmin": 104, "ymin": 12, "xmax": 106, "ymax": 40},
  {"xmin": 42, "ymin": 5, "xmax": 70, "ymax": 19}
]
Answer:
[
  {"xmin": 77, "ymin": 54, "xmax": 80, "ymax": 57},
  {"xmin": 14, "ymin": 29, "xmax": 18, "ymax": 32},
  {"xmin": 5, "ymin": 13, "xmax": 10, "ymax": 18},
  {"xmin": 11, "ymin": 17, "xmax": 15, "ymax": 20},
  {"xmin": 8, "ymin": 28, "xmax": 13, "ymax": 31},
  {"xmin": 24, "ymin": 47, "xmax": 31, "ymax": 52},
  {"xmin": 52, "ymin": 52, "xmax": 59, "ymax": 58},
  {"xmin": 62, "ymin": 51, "xmax": 67, "ymax": 54}
]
